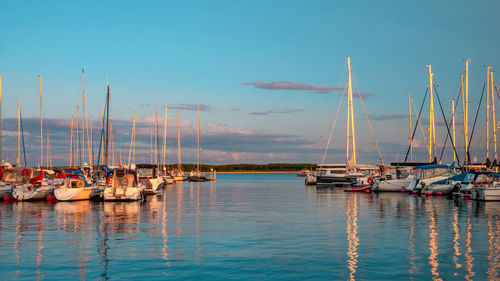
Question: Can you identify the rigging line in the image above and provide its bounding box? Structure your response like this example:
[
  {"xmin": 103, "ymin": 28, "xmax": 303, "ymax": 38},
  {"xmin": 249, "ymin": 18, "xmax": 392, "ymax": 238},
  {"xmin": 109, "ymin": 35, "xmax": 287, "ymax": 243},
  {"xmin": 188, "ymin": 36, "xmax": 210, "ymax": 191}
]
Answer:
[
  {"xmin": 405, "ymin": 88, "xmax": 429, "ymax": 162},
  {"xmin": 20, "ymin": 110, "xmax": 27, "ymax": 166},
  {"xmin": 467, "ymin": 82, "xmax": 487, "ymax": 163},
  {"xmin": 411, "ymin": 96, "xmax": 431, "ymax": 154},
  {"xmin": 321, "ymin": 84, "xmax": 347, "ymax": 165},
  {"xmin": 438, "ymin": 83, "xmax": 463, "ymax": 163},
  {"xmin": 352, "ymin": 77, "xmax": 384, "ymax": 165},
  {"xmin": 472, "ymin": 123, "xmax": 487, "ymax": 164},
  {"xmin": 433, "ymin": 84, "xmax": 461, "ymax": 165}
]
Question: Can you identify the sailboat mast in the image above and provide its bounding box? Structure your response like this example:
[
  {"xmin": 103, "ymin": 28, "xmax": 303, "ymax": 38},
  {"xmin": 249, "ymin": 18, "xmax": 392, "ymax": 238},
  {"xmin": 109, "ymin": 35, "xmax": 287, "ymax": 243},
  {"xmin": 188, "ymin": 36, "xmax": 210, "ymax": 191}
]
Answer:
[
  {"xmin": 491, "ymin": 71, "xmax": 497, "ymax": 162},
  {"xmin": 128, "ymin": 112, "xmax": 136, "ymax": 167},
  {"xmin": 197, "ymin": 104, "xmax": 200, "ymax": 172},
  {"xmin": 426, "ymin": 65, "xmax": 435, "ymax": 162},
  {"xmin": 177, "ymin": 106, "xmax": 181, "ymax": 171},
  {"xmin": 70, "ymin": 115, "xmax": 74, "ymax": 167},
  {"xmin": 133, "ymin": 113, "xmax": 136, "ymax": 164},
  {"xmin": 487, "ymin": 66, "xmax": 491, "ymax": 159},
  {"xmin": 46, "ymin": 130, "xmax": 49, "ymax": 168},
  {"xmin": 82, "ymin": 69, "xmax": 86, "ymax": 165},
  {"xmin": 0, "ymin": 76, "xmax": 2, "ymax": 162},
  {"xmin": 150, "ymin": 127, "xmax": 153, "ymax": 164},
  {"xmin": 461, "ymin": 72, "xmax": 467, "ymax": 163},
  {"xmin": 162, "ymin": 103, "xmax": 168, "ymax": 167},
  {"xmin": 17, "ymin": 98, "xmax": 20, "ymax": 167},
  {"xmin": 465, "ymin": 59, "xmax": 470, "ymax": 163},
  {"xmin": 346, "ymin": 57, "xmax": 356, "ymax": 166},
  {"xmin": 76, "ymin": 106, "xmax": 80, "ymax": 166},
  {"xmin": 155, "ymin": 106, "xmax": 158, "ymax": 166},
  {"xmin": 452, "ymin": 100, "xmax": 456, "ymax": 162},
  {"xmin": 104, "ymin": 85, "xmax": 110, "ymax": 167},
  {"xmin": 408, "ymin": 93, "xmax": 413, "ymax": 161},
  {"xmin": 39, "ymin": 75, "xmax": 43, "ymax": 168}
]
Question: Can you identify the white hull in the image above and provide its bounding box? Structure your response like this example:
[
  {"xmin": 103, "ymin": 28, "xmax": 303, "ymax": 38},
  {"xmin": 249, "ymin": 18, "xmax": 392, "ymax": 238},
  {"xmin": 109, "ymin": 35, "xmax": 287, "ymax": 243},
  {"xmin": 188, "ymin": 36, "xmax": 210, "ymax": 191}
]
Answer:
[
  {"xmin": 54, "ymin": 187, "xmax": 95, "ymax": 201},
  {"xmin": 142, "ymin": 177, "xmax": 163, "ymax": 195},
  {"xmin": 103, "ymin": 187, "xmax": 144, "ymax": 201},
  {"xmin": 12, "ymin": 184, "xmax": 56, "ymax": 201},
  {"xmin": 374, "ymin": 179, "xmax": 411, "ymax": 192},
  {"xmin": 405, "ymin": 176, "xmax": 449, "ymax": 192},
  {"xmin": 472, "ymin": 187, "xmax": 500, "ymax": 201},
  {"xmin": 0, "ymin": 184, "xmax": 12, "ymax": 198}
]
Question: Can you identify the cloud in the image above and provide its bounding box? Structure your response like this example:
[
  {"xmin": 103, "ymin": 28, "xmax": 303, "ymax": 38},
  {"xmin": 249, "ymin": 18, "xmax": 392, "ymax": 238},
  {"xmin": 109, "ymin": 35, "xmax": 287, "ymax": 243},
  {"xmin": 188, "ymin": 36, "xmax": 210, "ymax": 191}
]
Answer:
[
  {"xmin": 243, "ymin": 81, "xmax": 343, "ymax": 93},
  {"xmin": 168, "ymin": 104, "xmax": 211, "ymax": 112},
  {"xmin": 243, "ymin": 81, "xmax": 373, "ymax": 98},
  {"xmin": 370, "ymin": 114, "xmax": 407, "ymax": 121},
  {"xmin": 249, "ymin": 109, "xmax": 303, "ymax": 116}
]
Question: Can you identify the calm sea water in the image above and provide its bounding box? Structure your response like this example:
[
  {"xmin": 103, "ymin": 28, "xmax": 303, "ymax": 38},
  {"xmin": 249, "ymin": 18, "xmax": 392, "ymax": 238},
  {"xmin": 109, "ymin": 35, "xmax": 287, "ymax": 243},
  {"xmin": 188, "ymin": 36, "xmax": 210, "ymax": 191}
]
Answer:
[{"xmin": 0, "ymin": 173, "xmax": 499, "ymax": 280}]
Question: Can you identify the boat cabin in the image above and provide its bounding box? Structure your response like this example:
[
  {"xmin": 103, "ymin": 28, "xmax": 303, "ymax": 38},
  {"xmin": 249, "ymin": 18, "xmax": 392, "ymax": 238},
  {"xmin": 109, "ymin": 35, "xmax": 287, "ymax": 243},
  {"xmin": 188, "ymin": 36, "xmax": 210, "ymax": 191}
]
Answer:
[
  {"xmin": 135, "ymin": 164, "xmax": 158, "ymax": 179},
  {"xmin": 62, "ymin": 174, "xmax": 89, "ymax": 188},
  {"xmin": 2, "ymin": 167, "xmax": 33, "ymax": 184},
  {"xmin": 107, "ymin": 170, "xmax": 138, "ymax": 188}
]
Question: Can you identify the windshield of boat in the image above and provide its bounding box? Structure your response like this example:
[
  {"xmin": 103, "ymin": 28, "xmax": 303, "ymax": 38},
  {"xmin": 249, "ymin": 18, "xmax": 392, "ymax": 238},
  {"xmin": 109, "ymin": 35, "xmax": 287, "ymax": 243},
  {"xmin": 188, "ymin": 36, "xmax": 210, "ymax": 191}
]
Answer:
[
  {"xmin": 420, "ymin": 168, "xmax": 453, "ymax": 179},
  {"xmin": 137, "ymin": 168, "xmax": 155, "ymax": 178}
]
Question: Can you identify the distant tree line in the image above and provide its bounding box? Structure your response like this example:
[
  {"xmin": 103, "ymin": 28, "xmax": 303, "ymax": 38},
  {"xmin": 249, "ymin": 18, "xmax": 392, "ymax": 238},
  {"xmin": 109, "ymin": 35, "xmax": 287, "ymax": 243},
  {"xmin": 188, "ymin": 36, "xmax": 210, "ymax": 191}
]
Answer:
[{"xmin": 52, "ymin": 163, "xmax": 317, "ymax": 172}]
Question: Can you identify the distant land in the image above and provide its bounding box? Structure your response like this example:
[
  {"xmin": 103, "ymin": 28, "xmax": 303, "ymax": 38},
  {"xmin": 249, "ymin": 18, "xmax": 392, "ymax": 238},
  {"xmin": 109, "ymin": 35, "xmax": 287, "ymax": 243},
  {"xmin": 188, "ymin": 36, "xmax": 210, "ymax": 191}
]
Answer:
[{"xmin": 51, "ymin": 163, "xmax": 318, "ymax": 173}]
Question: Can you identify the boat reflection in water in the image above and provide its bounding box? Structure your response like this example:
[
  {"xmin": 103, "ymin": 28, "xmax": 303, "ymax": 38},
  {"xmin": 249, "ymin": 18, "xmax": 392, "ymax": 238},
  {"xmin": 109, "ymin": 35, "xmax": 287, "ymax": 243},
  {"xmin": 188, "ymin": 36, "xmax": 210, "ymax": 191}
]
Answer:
[{"xmin": 345, "ymin": 194, "xmax": 359, "ymax": 281}]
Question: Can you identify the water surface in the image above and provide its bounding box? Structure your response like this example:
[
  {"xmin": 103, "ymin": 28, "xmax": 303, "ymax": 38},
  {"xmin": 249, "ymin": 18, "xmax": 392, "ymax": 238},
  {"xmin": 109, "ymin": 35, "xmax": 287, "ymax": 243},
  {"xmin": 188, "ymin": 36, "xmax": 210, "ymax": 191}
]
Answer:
[{"xmin": 0, "ymin": 173, "xmax": 499, "ymax": 280}]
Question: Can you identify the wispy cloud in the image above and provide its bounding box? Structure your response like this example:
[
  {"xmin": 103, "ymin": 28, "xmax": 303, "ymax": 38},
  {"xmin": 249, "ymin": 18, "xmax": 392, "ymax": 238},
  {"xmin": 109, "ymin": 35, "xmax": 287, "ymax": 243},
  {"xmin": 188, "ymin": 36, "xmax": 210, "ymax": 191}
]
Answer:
[
  {"xmin": 249, "ymin": 109, "xmax": 303, "ymax": 116},
  {"xmin": 243, "ymin": 81, "xmax": 343, "ymax": 93},
  {"xmin": 370, "ymin": 113, "xmax": 407, "ymax": 121},
  {"xmin": 243, "ymin": 80, "xmax": 373, "ymax": 98},
  {"xmin": 168, "ymin": 104, "xmax": 211, "ymax": 112}
]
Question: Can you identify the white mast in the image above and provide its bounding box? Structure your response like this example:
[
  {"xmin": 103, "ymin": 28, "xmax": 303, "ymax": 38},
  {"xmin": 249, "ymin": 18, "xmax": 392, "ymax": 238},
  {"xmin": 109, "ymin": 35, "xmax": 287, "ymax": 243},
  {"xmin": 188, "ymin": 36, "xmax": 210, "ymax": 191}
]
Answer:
[
  {"xmin": 197, "ymin": 104, "xmax": 200, "ymax": 173},
  {"xmin": 346, "ymin": 57, "xmax": 356, "ymax": 166},
  {"xmin": 0, "ymin": 75, "xmax": 2, "ymax": 162},
  {"xmin": 487, "ymin": 66, "xmax": 491, "ymax": 159},
  {"xmin": 82, "ymin": 69, "xmax": 86, "ymax": 165},
  {"xmin": 76, "ymin": 106, "xmax": 80, "ymax": 166},
  {"xmin": 155, "ymin": 106, "xmax": 158, "ymax": 166},
  {"xmin": 452, "ymin": 100, "xmax": 456, "ymax": 162},
  {"xmin": 408, "ymin": 93, "xmax": 413, "ymax": 162},
  {"xmin": 39, "ymin": 75, "xmax": 43, "ymax": 168},
  {"xmin": 177, "ymin": 106, "xmax": 181, "ymax": 171},
  {"xmin": 162, "ymin": 103, "xmax": 168, "ymax": 167},
  {"xmin": 491, "ymin": 71, "xmax": 497, "ymax": 162},
  {"xmin": 70, "ymin": 115, "xmax": 74, "ymax": 167},
  {"xmin": 426, "ymin": 65, "xmax": 436, "ymax": 162},
  {"xmin": 128, "ymin": 112, "xmax": 136, "ymax": 167},
  {"xmin": 150, "ymin": 127, "xmax": 153, "ymax": 164},
  {"xmin": 17, "ymin": 98, "xmax": 21, "ymax": 167},
  {"xmin": 465, "ymin": 59, "xmax": 470, "ymax": 163}
]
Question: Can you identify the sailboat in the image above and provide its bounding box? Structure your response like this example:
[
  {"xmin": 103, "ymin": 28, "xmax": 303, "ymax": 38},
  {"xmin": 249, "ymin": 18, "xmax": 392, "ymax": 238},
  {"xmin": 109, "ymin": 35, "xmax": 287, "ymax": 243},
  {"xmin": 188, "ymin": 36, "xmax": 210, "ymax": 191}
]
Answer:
[
  {"xmin": 101, "ymin": 85, "xmax": 145, "ymax": 201},
  {"xmin": 316, "ymin": 57, "xmax": 380, "ymax": 187},
  {"xmin": 172, "ymin": 106, "xmax": 187, "ymax": 182},
  {"xmin": 188, "ymin": 104, "xmax": 207, "ymax": 182},
  {"xmin": 13, "ymin": 75, "xmax": 57, "ymax": 201}
]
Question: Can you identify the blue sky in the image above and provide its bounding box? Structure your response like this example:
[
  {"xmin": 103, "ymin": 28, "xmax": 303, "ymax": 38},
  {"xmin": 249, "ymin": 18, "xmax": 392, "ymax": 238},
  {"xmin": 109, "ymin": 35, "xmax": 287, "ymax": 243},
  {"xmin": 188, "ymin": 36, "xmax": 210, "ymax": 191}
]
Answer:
[{"xmin": 1, "ymin": 0, "xmax": 499, "ymax": 165}]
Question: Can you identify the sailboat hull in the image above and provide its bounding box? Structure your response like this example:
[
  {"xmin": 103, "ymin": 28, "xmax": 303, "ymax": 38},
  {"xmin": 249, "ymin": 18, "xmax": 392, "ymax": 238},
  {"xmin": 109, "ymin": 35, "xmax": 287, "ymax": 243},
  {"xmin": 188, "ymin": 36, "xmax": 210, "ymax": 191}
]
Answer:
[{"xmin": 54, "ymin": 187, "xmax": 96, "ymax": 201}]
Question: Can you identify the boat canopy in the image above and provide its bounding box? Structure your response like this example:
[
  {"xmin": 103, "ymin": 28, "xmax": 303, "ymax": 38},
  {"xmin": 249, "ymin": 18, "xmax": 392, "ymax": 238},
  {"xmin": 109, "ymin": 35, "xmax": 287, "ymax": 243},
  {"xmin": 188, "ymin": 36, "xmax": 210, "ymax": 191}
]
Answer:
[{"xmin": 417, "ymin": 164, "xmax": 452, "ymax": 170}]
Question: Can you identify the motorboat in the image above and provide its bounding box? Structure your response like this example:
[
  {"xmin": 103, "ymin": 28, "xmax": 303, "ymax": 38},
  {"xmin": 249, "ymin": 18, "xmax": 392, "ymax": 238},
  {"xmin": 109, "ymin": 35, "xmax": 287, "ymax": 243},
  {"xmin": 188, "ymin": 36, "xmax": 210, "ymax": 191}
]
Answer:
[
  {"xmin": 372, "ymin": 167, "xmax": 414, "ymax": 192},
  {"xmin": 404, "ymin": 164, "xmax": 456, "ymax": 193},
  {"xmin": 54, "ymin": 173, "xmax": 99, "ymax": 201},
  {"xmin": 136, "ymin": 164, "xmax": 163, "ymax": 195},
  {"xmin": 103, "ymin": 169, "xmax": 145, "ymax": 201},
  {"xmin": 470, "ymin": 172, "xmax": 500, "ymax": 201}
]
